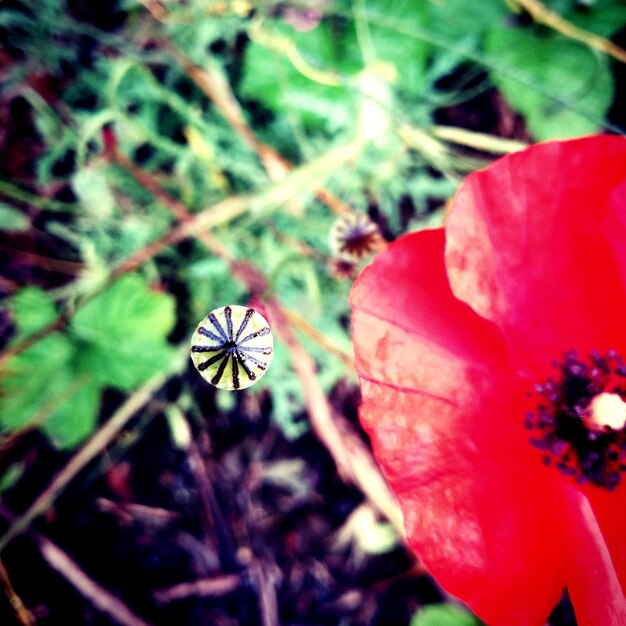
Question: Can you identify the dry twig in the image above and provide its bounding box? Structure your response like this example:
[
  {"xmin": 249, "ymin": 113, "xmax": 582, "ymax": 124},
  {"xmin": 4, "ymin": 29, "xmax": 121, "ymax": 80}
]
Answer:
[
  {"xmin": 169, "ymin": 45, "xmax": 292, "ymax": 182},
  {"xmin": 38, "ymin": 535, "xmax": 154, "ymax": 626},
  {"xmin": 248, "ymin": 560, "xmax": 281, "ymax": 626},
  {"xmin": 0, "ymin": 559, "xmax": 36, "ymax": 626},
  {"xmin": 0, "ymin": 505, "xmax": 154, "ymax": 626},
  {"xmin": 154, "ymin": 574, "xmax": 242, "ymax": 604},
  {"xmin": 431, "ymin": 125, "xmax": 527, "ymax": 154}
]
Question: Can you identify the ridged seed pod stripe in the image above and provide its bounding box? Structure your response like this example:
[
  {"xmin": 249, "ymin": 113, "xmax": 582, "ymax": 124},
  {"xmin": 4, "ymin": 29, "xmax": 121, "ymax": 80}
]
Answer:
[{"xmin": 190, "ymin": 305, "xmax": 274, "ymax": 390}]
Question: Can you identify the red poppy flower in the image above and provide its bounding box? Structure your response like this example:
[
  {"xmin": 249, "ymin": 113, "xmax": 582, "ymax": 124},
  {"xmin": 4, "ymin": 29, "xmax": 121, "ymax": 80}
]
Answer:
[{"xmin": 350, "ymin": 135, "xmax": 626, "ymax": 626}]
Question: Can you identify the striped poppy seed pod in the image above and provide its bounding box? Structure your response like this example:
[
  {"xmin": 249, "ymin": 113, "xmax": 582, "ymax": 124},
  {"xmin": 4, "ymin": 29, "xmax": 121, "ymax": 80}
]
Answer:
[
  {"xmin": 190, "ymin": 305, "xmax": 274, "ymax": 390},
  {"xmin": 329, "ymin": 213, "xmax": 383, "ymax": 262}
]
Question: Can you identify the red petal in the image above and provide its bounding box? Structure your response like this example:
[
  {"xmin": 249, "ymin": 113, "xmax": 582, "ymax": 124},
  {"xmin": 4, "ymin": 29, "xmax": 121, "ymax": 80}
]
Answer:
[
  {"xmin": 605, "ymin": 179, "xmax": 626, "ymax": 295},
  {"xmin": 360, "ymin": 379, "xmax": 566, "ymax": 625},
  {"xmin": 594, "ymin": 182, "xmax": 626, "ymax": 609},
  {"xmin": 351, "ymin": 230, "xmax": 565, "ymax": 624},
  {"xmin": 445, "ymin": 135, "xmax": 626, "ymax": 375},
  {"xmin": 582, "ymin": 482, "xmax": 626, "ymax": 593},
  {"xmin": 350, "ymin": 229, "xmax": 506, "ymax": 402},
  {"xmin": 561, "ymin": 488, "xmax": 626, "ymax": 625}
]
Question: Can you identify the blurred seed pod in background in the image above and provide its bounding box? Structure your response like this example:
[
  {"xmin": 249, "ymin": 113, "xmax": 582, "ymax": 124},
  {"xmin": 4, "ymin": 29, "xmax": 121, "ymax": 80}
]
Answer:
[
  {"xmin": 328, "ymin": 213, "xmax": 384, "ymax": 263},
  {"xmin": 190, "ymin": 305, "xmax": 274, "ymax": 391}
]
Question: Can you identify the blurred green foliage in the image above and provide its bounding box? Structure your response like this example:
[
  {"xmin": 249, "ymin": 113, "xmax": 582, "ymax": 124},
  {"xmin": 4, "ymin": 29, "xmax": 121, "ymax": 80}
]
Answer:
[
  {"xmin": 0, "ymin": 0, "xmax": 624, "ymax": 448},
  {"xmin": 409, "ymin": 603, "xmax": 484, "ymax": 626},
  {"xmin": 1, "ymin": 276, "xmax": 175, "ymax": 447},
  {"xmin": 0, "ymin": 203, "xmax": 30, "ymax": 232}
]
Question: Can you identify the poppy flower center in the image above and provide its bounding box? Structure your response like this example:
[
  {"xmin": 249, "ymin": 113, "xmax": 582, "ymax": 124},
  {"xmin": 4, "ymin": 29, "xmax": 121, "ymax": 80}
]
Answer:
[{"xmin": 524, "ymin": 350, "xmax": 626, "ymax": 490}]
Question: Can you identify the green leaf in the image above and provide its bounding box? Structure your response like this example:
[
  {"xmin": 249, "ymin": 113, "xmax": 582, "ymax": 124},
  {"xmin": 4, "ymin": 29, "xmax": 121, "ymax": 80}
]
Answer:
[
  {"xmin": 410, "ymin": 604, "xmax": 483, "ymax": 626},
  {"xmin": 358, "ymin": 0, "xmax": 431, "ymax": 94},
  {"xmin": 71, "ymin": 274, "xmax": 176, "ymax": 390},
  {"xmin": 2, "ymin": 296, "xmax": 102, "ymax": 448},
  {"xmin": 0, "ymin": 203, "xmax": 30, "ymax": 232},
  {"xmin": 42, "ymin": 379, "xmax": 100, "ymax": 449},
  {"xmin": 1, "ymin": 275, "xmax": 176, "ymax": 447},
  {"xmin": 0, "ymin": 333, "xmax": 75, "ymax": 430},
  {"xmin": 77, "ymin": 339, "xmax": 174, "ymax": 391},
  {"xmin": 72, "ymin": 274, "xmax": 175, "ymax": 341},
  {"xmin": 424, "ymin": 0, "xmax": 508, "ymax": 38},
  {"xmin": 485, "ymin": 27, "xmax": 613, "ymax": 140},
  {"xmin": 10, "ymin": 287, "xmax": 58, "ymax": 339}
]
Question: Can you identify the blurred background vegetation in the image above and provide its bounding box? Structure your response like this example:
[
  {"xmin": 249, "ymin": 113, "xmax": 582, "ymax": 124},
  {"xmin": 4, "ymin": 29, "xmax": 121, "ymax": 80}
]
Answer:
[{"xmin": 0, "ymin": 1, "xmax": 624, "ymax": 625}]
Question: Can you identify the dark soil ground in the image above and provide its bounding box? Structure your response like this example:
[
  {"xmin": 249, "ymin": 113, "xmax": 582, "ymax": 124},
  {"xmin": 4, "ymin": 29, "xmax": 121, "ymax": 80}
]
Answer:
[{"xmin": 0, "ymin": 381, "xmax": 436, "ymax": 626}]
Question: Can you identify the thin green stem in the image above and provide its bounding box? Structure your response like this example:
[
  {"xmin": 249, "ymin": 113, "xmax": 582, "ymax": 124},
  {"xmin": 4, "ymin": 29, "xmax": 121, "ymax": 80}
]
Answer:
[{"xmin": 0, "ymin": 181, "xmax": 75, "ymax": 212}]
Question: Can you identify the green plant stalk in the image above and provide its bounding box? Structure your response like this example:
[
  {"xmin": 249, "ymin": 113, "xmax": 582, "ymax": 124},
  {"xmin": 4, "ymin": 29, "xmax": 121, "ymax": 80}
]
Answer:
[
  {"xmin": 0, "ymin": 181, "xmax": 75, "ymax": 212},
  {"xmin": 432, "ymin": 125, "xmax": 528, "ymax": 154}
]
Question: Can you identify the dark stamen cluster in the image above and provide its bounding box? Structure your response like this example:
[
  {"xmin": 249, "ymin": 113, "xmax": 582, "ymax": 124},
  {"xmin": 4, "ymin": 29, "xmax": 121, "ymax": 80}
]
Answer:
[{"xmin": 524, "ymin": 350, "xmax": 626, "ymax": 490}]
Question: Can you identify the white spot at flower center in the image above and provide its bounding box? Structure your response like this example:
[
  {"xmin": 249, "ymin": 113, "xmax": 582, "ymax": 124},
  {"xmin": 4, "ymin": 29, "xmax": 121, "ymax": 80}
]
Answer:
[{"xmin": 586, "ymin": 392, "xmax": 626, "ymax": 431}]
